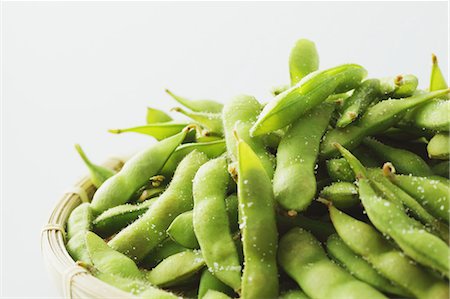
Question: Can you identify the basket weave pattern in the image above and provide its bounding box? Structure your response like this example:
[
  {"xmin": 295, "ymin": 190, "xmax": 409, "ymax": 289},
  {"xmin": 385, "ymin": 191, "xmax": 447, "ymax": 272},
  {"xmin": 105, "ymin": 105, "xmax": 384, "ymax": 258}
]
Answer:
[{"xmin": 41, "ymin": 157, "xmax": 135, "ymax": 299}]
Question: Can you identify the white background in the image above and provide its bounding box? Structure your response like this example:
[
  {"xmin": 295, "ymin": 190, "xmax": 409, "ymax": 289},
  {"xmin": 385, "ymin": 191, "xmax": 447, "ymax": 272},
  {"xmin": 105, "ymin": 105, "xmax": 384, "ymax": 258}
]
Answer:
[{"xmin": 1, "ymin": 1, "xmax": 448, "ymax": 298}]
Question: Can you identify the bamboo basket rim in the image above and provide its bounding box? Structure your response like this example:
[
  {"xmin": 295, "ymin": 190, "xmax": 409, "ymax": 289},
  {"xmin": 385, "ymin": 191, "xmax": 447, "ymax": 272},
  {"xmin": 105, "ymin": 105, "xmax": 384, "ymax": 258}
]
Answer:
[{"xmin": 41, "ymin": 156, "xmax": 140, "ymax": 299}]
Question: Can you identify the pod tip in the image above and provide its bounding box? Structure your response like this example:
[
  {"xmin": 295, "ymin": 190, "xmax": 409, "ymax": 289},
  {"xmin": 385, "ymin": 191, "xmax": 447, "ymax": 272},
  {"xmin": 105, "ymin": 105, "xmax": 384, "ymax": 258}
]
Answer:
[
  {"xmin": 432, "ymin": 53, "xmax": 437, "ymax": 64},
  {"xmin": 108, "ymin": 129, "xmax": 121, "ymax": 134}
]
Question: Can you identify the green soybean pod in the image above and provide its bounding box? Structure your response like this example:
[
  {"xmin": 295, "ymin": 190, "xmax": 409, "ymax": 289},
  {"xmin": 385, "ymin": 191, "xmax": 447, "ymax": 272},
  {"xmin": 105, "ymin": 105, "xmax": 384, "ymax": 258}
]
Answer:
[
  {"xmin": 326, "ymin": 158, "xmax": 355, "ymax": 182},
  {"xmin": 237, "ymin": 137, "xmax": 278, "ymax": 298},
  {"xmin": 140, "ymin": 238, "xmax": 188, "ymax": 269},
  {"xmin": 403, "ymin": 99, "xmax": 450, "ymax": 132},
  {"xmin": 193, "ymin": 157, "xmax": 241, "ymax": 291},
  {"xmin": 251, "ymin": 64, "xmax": 367, "ymax": 136},
  {"xmin": 278, "ymin": 228, "xmax": 387, "ymax": 299},
  {"xmin": 66, "ymin": 203, "xmax": 93, "ymax": 263},
  {"xmin": 320, "ymin": 89, "xmax": 450, "ymax": 159},
  {"xmin": 289, "ymin": 39, "xmax": 319, "ymax": 86},
  {"xmin": 276, "ymin": 213, "xmax": 335, "ymax": 242},
  {"xmin": 362, "ymin": 137, "xmax": 433, "ymax": 176},
  {"xmin": 203, "ymin": 290, "xmax": 231, "ymax": 299},
  {"xmin": 172, "ymin": 107, "xmax": 223, "ymax": 134},
  {"xmin": 358, "ymin": 179, "xmax": 450, "ymax": 277},
  {"xmin": 91, "ymin": 128, "xmax": 190, "ymax": 215},
  {"xmin": 225, "ymin": 194, "xmax": 239, "ymax": 233},
  {"xmin": 392, "ymin": 74, "xmax": 419, "ymax": 98},
  {"xmin": 336, "ymin": 79, "xmax": 381, "ymax": 128},
  {"xmin": 274, "ymin": 103, "xmax": 334, "ymax": 211},
  {"xmin": 77, "ymin": 262, "xmax": 179, "ymax": 299},
  {"xmin": 432, "ymin": 160, "xmax": 449, "ymax": 178},
  {"xmin": 74, "ymin": 144, "xmax": 116, "ymax": 188},
  {"xmin": 270, "ymin": 84, "xmax": 290, "ymax": 96},
  {"xmin": 428, "ymin": 133, "xmax": 449, "ymax": 160},
  {"xmin": 145, "ymin": 250, "xmax": 205, "ymax": 287},
  {"xmin": 279, "ymin": 290, "xmax": 310, "ymax": 299},
  {"xmin": 108, "ymin": 150, "xmax": 209, "ymax": 261},
  {"xmin": 329, "ymin": 205, "xmax": 449, "ymax": 299},
  {"xmin": 326, "ymin": 234, "xmax": 408, "ymax": 297},
  {"xmin": 165, "ymin": 89, "xmax": 223, "ymax": 113},
  {"xmin": 430, "ymin": 54, "xmax": 449, "ymax": 94},
  {"xmin": 319, "ymin": 182, "xmax": 359, "ymax": 210},
  {"xmin": 160, "ymin": 140, "xmax": 226, "ymax": 178},
  {"xmin": 386, "ymin": 171, "xmax": 450, "ymax": 223},
  {"xmin": 222, "ymin": 94, "xmax": 274, "ymax": 178},
  {"xmin": 167, "ymin": 210, "xmax": 199, "ymax": 249},
  {"xmin": 379, "ymin": 74, "xmax": 418, "ymax": 98},
  {"xmin": 198, "ymin": 270, "xmax": 234, "ymax": 299},
  {"xmin": 146, "ymin": 107, "xmax": 172, "ymax": 124},
  {"xmin": 92, "ymin": 198, "xmax": 157, "ymax": 238},
  {"xmin": 108, "ymin": 122, "xmax": 189, "ymax": 141},
  {"xmin": 85, "ymin": 231, "xmax": 141, "ymax": 278},
  {"xmin": 367, "ymin": 168, "xmax": 449, "ymax": 242}
]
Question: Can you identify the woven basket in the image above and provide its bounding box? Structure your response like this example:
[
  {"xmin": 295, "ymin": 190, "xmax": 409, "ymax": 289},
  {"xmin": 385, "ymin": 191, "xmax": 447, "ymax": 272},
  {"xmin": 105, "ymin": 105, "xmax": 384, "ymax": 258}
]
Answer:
[{"xmin": 41, "ymin": 157, "xmax": 136, "ymax": 299}]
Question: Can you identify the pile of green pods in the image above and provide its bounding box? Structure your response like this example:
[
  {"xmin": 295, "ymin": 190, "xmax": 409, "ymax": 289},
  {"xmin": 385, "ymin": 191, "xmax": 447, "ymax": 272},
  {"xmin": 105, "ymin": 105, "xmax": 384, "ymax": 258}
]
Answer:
[{"xmin": 66, "ymin": 39, "xmax": 450, "ymax": 299}]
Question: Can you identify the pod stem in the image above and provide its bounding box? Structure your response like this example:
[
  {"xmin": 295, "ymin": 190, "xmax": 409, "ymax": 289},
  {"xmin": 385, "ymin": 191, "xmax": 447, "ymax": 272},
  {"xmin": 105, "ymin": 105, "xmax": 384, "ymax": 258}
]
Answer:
[
  {"xmin": 74, "ymin": 144, "xmax": 93, "ymax": 167},
  {"xmin": 382, "ymin": 162, "xmax": 396, "ymax": 181}
]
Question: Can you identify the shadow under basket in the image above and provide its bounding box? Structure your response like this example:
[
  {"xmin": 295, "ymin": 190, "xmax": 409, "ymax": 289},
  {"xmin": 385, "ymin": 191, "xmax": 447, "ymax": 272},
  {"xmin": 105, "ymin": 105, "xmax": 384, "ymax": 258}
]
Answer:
[{"xmin": 41, "ymin": 157, "xmax": 131, "ymax": 299}]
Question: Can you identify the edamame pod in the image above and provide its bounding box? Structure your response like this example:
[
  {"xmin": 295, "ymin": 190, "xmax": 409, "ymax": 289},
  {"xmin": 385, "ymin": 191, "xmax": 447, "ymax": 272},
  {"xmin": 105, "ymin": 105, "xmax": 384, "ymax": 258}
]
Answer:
[
  {"xmin": 74, "ymin": 144, "xmax": 116, "ymax": 188},
  {"xmin": 66, "ymin": 203, "xmax": 93, "ymax": 263},
  {"xmin": 166, "ymin": 89, "xmax": 223, "ymax": 113},
  {"xmin": 289, "ymin": 39, "xmax": 319, "ymax": 86},
  {"xmin": 279, "ymin": 290, "xmax": 310, "ymax": 299},
  {"xmin": 172, "ymin": 107, "xmax": 223, "ymax": 134},
  {"xmin": 225, "ymin": 194, "xmax": 239, "ymax": 233},
  {"xmin": 85, "ymin": 231, "xmax": 142, "ymax": 278},
  {"xmin": 362, "ymin": 137, "xmax": 433, "ymax": 176},
  {"xmin": 271, "ymin": 84, "xmax": 289, "ymax": 96},
  {"xmin": 198, "ymin": 270, "xmax": 235, "ymax": 299},
  {"xmin": 108, "ymin": 150, "xmax": 209, "ymax": 261},
  {"xmin": 145, "ymin": 250, "xmax": 205, "ymax": 287},
  {"xmin": 379, "ymin": 74, "xmax": 418, "ymax": 98},
  {"xmin": 326, "ymin": 234, "xmax": 408, "ymax": 297},
  {"xmin": 319, "ymin": 182, "xmax": 359, "ymax": 210},
  {"xmin": 140, "ymin": 238, "xmax": 188, "ymax": 269},
  {"xmin": 336, "ymin": 79, "xmax": 381, "ymax": 128},
  {"xmin": 358, "ymin": 179, "xmax": 450, "ymax": 277},
  {"xmin": 251, "ymin": 64, "xmax": 367, "ymax": 136},
  {"xmin": 430, "ymin": 54, "xmax": 448, "ymax": 94},
  {"xmin": 78, "ymin": 262, "xmax": 178, "ymax": 299},
  {"xmin": 278, "ymin": 228, "xmax": 387, "ymax": 299},
  {"xmin": 326, "ymin": 158, "xmax": 355, "ymax": 182},
  {"xmin": 203, "ymin": 290, "xmax": 231, "ymax": 299},
  {"xmin": 237, "ymin": 137, "xmax": 278, "ymax": 298},
  {"xmin": 160, "ymin": 140, "xmax": 226, "ymax": 178},
  {"xmin": 193, "ymin": 157, "xmax": 241, "ymax": 291},
  {"xmin": 91, "ymin": 128, "xmax": 191, "ymax": 214},
  {"xmin": 386, "ymin": 170, "xmax": 450, "ymax": 223},
  {"xmin": 276, "ymin": 213, "xmax": 335, "ymax": 242},
  {"xmin": 392, "ymin": 75, "xmax": 418, "ymax": 98},
  {"xmin": 320, "ymin": 89, "xmax": 450, "ymax": 159},
  {"xmin": 432, "ymin": 160, "xmax": 449, "ymax": 178},
  {"xmin": 274, "ymin": 103, "xmax": 334, "ymax": 211},
  {"xmin": 166, "ymin": 195, "xmax": 240, "ymax": 251},
  {"xmin": 402, "ymin": 99, "xmax": 450, "ymax": 132},
  {"xmin": 93, "ymin": 198, "xmax": 157, "ymax": 238},
  {"xmin": 329, "ymin": 205, "xmax": 449, "ymax": 299},
  {"xmin": 146, "ymin": 107, "xmax": 172, "ymax": 124},
  {"xmin": 427, "ymin": 133, "xmax": 449, "ymax": 159},
  {"xmin": 167, "ymin": 210, "xmax": 199, "ymax": 249},
  {"xmin": 222, "ymin": 94, "xmax": 274, "ymax": 177},
  {"xmin": 367, "ymin": 168, "xmax": 449, "ymax": 242},
  {"xmin": 108, "ymin": 122, "xmax": 188, "ymax": 141}
]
